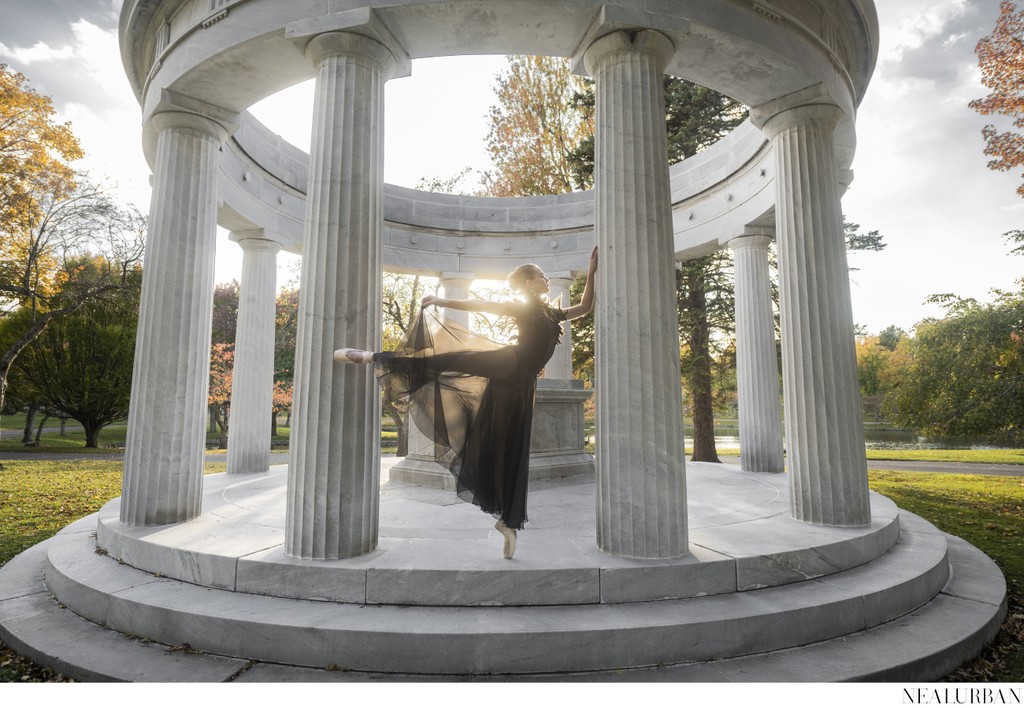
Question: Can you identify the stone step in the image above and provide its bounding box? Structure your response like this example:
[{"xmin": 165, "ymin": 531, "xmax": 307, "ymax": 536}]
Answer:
[
  {"xmin": 41, "ymin": 512, "xmax": 954, "ymax": 675},
  {"xmin": 0, "ymin": 515, "xmax": 1005, "ymax": 682},
  {"xmin": 90, "ymin": 469, "xmax": 904, "ymax": 607}
]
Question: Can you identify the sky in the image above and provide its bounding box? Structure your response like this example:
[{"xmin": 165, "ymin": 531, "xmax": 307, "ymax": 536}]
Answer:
[{"xmin": 1, "ymin": 0, "xmax": 1021, "ymax": 334}]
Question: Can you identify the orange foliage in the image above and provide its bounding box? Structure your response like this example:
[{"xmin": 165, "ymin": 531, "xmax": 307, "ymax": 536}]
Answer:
[
  {"xmin": 208, "ymin": 343, "xmax": 234, "ymax": 407},
  {"xmin": 483, "ymin": 56, "xmax": 593, "ymax": 196},
  {"xmin": 0, "ymin": 65, "xmax": 83, "ymax": 235},
  {"xmin": 970, "ymin": 1, "xmax": 1024, "ymax": 196}
]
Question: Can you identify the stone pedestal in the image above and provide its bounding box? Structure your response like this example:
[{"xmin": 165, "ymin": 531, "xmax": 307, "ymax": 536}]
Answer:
[
  {"xmin": 584, "ymin": 30, "xmax": 688, "ymax": 559},
  {"xmin": 729, "ymin": 233, "xmax": 784, "ymax": 474},
  {"xmin": 760, "ymin": 102, "xmax": 870, "ymax": 525},
  {"xmin": 390, "ymin": 380, "xmax": 594, "ymax": 489},
  {"xmin": 285, "ymin": 32, "xmax": 398, "ymax": 559},
  {"xmin": 226, "ymin": 233, "xmax": 280, "ymax": 475},
  {"xmin": 528, "ymin": 379, "xmax": 594, "ymax": 478},
  {"xmin": 543, "ymin": 273, "xmax": 574, "ymax": 380},
  {"xmin": 121, "ymin": 110, "xmax": 230, "ymax": 526}
]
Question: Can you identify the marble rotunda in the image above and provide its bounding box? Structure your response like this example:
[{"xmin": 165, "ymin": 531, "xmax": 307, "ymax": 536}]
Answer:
[{"xmin": 0, "ymin": 0, "xmax": 1007, "ymax": 681}]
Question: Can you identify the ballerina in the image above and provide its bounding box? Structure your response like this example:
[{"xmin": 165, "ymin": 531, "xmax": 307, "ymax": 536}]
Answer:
[{"xmin": 336, "ymin": 247, "xmax": 597, "ymax": 559}]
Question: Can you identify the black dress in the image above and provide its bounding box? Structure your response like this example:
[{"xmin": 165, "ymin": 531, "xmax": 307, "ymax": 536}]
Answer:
[{"xmin": 374, "ymin": 298, "xmax": 566, "ymax": 529}]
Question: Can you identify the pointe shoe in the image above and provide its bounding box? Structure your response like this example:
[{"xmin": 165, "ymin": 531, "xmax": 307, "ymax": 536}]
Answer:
[
  {"xmin": 495, "ymin": 520, "xmax": 517, "ymax": 559},
  {"xmin": 333, "ymin": 348, "xmax": 374, "ymax": 364}
]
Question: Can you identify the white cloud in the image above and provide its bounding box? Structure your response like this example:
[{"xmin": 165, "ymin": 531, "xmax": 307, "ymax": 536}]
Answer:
[
  {"xmin": 0, "ymin": 40, "xmax": 75, "ymax": 64},
  {"xmin": 1, "ymin": 20, "xmax": 149, "ymax": 208}
]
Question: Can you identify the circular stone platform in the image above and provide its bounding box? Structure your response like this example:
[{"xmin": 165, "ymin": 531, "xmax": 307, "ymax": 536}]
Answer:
[{"xmin": 0, "ymin": 460, "xmax": 1008, "ymax": 681}]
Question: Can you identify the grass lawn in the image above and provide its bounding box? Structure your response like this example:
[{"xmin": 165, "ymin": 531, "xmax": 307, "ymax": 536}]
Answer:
[
  {"xmin": 1, "ymin": 460, "xmax": 1022, "ymax": 681},
  {"xmin": 868, "ymin": 470, "xmax": 1024, "ymax": 681}
]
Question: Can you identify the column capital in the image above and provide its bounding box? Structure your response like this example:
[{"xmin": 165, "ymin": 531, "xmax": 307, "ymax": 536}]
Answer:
[
  {"xmin": 583, "ymin": 29, "xmax": 675, "ymax": 77},
  {"xmin": 546, "ymin": 271, "xmax": 575, "ymax": 285},
  {"xmin": 287, "ymin": 8, "xmax": 411, "ymax": 79},
  {"xmin": 230, "ymin": 230, "xmax": 284, "ymax": 255},
  {"xmin": 751, "ymin": 84, "xmax": 845, "ymax": 140},
  {"xmin": 147, "ymin": 109, "xmax": 234, "ymax": 146},
  {"xmin": 146, "ymin": 88, "xmax": 239, "ymax": 143},
  {"xmin": 728, "ymin": 229, "xmax": 774, "ymax": 252},
  {"xmin": 571, "ymin": 5, "xmax": 688, "ymax": 75},
  {"xmin": 439, "ymin": 271, "xmax": 476, "ymax": 285},
  {"xmin": 760, "ymin": 102, "xmax": 844, "ymax": 140}
]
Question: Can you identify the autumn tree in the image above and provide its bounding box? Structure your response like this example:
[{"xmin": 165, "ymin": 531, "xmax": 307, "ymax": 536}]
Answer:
[
  {"xmin": 208, "ymin": 342, "xmax": 234, "ymax": 449},
  {"xmin": 0, "ymin": 65, "xmax": 82, "ymax": 243},
  {"xmin": 0, "ymin": 179, "xmax": 145, "ymax": 418},
  {"xmin": 0, "ymin": 67, "xmax": 144, "ymax": 419},
  {"xmin": 970, "ymin": 0, "xmax": 1024, "ymax": 196},
  {"xmin": 483, "ymin": 56, "xmax": 593, "ymax": 196}
]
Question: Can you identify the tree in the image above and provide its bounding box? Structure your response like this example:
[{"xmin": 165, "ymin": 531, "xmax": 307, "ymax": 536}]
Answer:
[
  {"xmin": 211, "ymin": 281, "xmax": 240, "ymax": 347},
  {"xmin": 877, "ymin": 325, "xmax": 906, "ymax": 351},
  {"xmin": 677, "ymin": 251, "xmax": 736, "ymax": 462},
  {"xmin": 970, "ymin": 0, "xmax": 1024, "ymax": 197},
  {"xmin": 13, "ymin": 258, "xmax": 141, "ymax": 447},
  {"xmin": 274, "ymin": 287, "xmax": 299, "ymax": 427},
  {"xmin": 0, "ymin": 178, "xmax": 145, "ymax": 420},
  {"xmin": 208, "ymin": 342, "xmax": 233, "ymax": 449},
  {"xmin": 0, "ymin": 65, "xmax": 82, "ymax": 243},
  {"xmin": 855, "ymin": 335, "xmax": 896, "ymax": 421},
  {"xmin": 483, "ymin": 56, "xmax": 593, "ymax": 196},
  {"xmin": 882, "ymin": 289, "xmax": 1024, "ymax": 443}
]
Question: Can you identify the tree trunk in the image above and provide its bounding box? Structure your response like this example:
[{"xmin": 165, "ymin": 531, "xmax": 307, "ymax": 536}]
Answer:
[
  {"xmin": 684, "ymin": 269, "xmax": 720, "ymax": 463},
  {"xmin": 60, "ymin": 417, "xmax": 67, "ymax": 435},
  {"xmin": 22, "ymin": 405, "xmax": 37, "ymax": 445},
  {"xmin": 209, "ymin": 404, "xmax": 218, "ymax": 435},
  {"xmin": 84, "ymin": 422, "xmax": 101, "ymax": 448},
  {"xmin": 214, "ymin": 404, "xmax": 229, "ymax": 449},
  {"xmin": 34, "ymin": 414, "xmax": 49, "ymax": 445},
  {"xmin": 271, "ymin": 412, "xmax": 278, "ymax": 438}
]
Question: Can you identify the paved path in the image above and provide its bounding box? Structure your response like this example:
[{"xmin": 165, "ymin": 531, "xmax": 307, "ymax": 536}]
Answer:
[
  {"xmin": 716, "ymin": 455, "xmax": 1024, "ymax": 477},
  {"xmin": 1, "ymin": 449, "xmax": 1021, "ymax": 476}
]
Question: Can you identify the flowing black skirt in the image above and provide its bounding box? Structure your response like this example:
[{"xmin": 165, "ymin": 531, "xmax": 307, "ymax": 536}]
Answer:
[{"xmin": 374, "ymin": 310, "xmax": 535, "ymax": 529}]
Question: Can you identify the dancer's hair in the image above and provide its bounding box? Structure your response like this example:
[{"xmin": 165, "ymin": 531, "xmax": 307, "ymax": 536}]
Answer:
[{"xmin": 508, "ymin": 263, "xmax": 543, "ymax": 294}]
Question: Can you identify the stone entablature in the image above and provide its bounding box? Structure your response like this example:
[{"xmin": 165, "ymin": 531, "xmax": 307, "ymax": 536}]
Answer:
[{"xmin": 217, "ymin": 111, "xmax": 775, "ymax": 275}]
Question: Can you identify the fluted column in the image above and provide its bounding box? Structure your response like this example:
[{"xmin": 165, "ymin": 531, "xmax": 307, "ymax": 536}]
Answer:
[
  {"xmin": 585, "ymin": 30, "xmax": 688, "ymax": 558},
  {"xmin": 439, "ymin": 272, "xmax": 473, "ymax": 329},
  {"xmin": 121, "ymin": 110, "xmax": 230, "ymax": 526},
  {"xmin": 543, "ymin": 272, "xmax": 574, "ymax": 379},
  {"xmin": 729, "ymin": 232, "xmax": 784, "ymax": 474},
  {"xmin": 285, "ymin": 32, "xmax": 397, "ymax": 559},
  {"xmin": 762, "ymin": 103, "xmax": 870, "ymax": 525},
  {"xmin": 226, "ymin": 233, "xmax": 281, "ymax": 475}
]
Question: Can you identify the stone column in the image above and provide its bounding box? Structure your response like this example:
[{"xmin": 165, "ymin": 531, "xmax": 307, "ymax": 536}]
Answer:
[
  {"xmin": 439, "ymin": 272, "xmax": 473, "ymax": 328},
  {"xmin": 226, "ymin": 233, "xmax": 281, "ymax": 475},
  {"xmin": 285, "ymin": 32, "xmax": 397, "ymax": 559},
  {"xmin": 729, "ymin": 232, "xmax": 784, "ymax": 474},
  {"xmin": 121, "ymin": 110, "xmax": 230, "ymax": 526},
  {"xmin": 584, "ymin": 30, "xmax": 688, "ymax": 558},
  {"xmin": 761, "ymin": 103, "xmax": 870, "ymax": 525},
  {"xmin": 543, "ymin": 272, "xmax": 574, "ymax": 380}
]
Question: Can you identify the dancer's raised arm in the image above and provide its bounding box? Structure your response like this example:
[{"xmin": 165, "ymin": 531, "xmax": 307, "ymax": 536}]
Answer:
[
  {"xmin": 564, "ymin": 246, "xmax": 598, "ymax": 321},
  {"xmin": 421, "ymin": 294, "xmax": 517, "ymax": 318}
]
